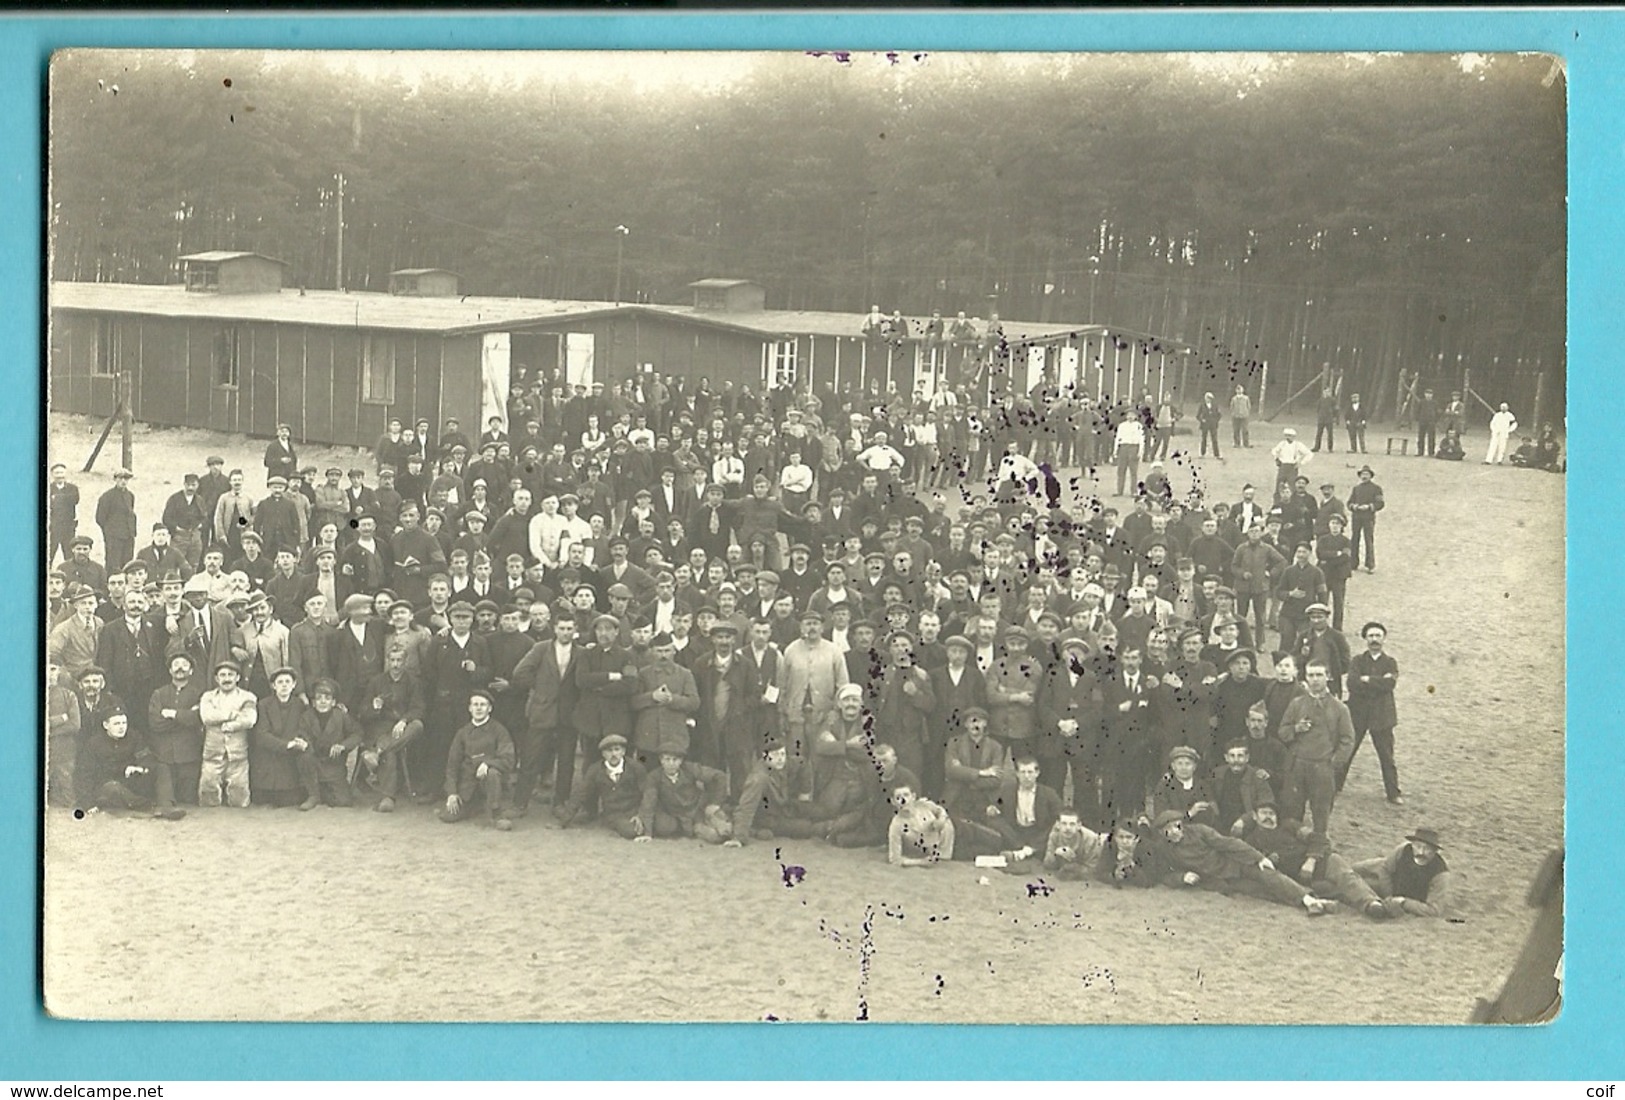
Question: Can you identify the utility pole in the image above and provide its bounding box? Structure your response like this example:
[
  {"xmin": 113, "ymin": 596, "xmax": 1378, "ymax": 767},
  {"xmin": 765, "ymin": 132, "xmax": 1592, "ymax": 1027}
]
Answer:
[
  {"xmin": 614, "ymin": 224, "xmax": 630, "ymax": 304},
  {"xmin": 336, "ymin": 172, "xmax": 345, "ymax": 292}
]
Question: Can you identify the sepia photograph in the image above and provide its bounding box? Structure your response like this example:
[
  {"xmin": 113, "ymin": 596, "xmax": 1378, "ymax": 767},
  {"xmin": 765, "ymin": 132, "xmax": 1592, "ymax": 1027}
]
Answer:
[{"xmin": 42, "ymin": 48, "xmax": 1564, "ymax": 1024}]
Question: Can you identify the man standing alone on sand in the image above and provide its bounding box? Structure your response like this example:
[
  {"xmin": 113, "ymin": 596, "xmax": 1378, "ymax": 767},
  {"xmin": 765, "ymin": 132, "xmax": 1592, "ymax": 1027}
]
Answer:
[
  {"xmin": 1485, "ymin": 403, "xmax": 1518, "ymax": 465},
  {"xmin": 1229, "ymin": 385, "xmax": 1252, "ymax": 449}
]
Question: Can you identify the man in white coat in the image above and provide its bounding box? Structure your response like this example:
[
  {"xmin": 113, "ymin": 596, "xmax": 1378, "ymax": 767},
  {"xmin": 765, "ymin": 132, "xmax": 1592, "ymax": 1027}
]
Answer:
[{"xmin": 1484, "ymin": 403, "xmax": 1518, "ymax": 465}]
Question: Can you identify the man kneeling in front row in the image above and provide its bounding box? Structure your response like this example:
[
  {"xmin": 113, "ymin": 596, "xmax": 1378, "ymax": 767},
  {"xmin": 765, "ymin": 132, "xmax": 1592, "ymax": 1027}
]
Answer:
[
  {"xmin": 634, "ymin": 748, "xmax": 733, "ymax": 844},
  {"xmin": 440, "ymin": 688, "xmax": 515, "ymax": 831}
]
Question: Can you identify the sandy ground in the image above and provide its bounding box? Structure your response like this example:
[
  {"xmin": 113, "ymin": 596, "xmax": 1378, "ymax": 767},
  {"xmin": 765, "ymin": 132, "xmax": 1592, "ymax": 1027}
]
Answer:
[{"xmin": 42, "ymin": 413, "xmax": 1564, "ymax": 1023}]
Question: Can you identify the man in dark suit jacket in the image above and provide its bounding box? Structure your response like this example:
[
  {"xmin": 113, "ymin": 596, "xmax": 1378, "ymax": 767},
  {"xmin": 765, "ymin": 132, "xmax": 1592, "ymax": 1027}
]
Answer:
[
  {"xmin": 508, "ymin": 610, "xmax": 581, "ymax": 811},
  {"xmin": 571, "ymin": 613, "xmax": 641, "ymax": 754},
  {"xmin": 1035, "ymin": 636, "xmax": 1104, "ymax": 817},
  {"xmin": 168, "ymin": 579, "xmax": 239, "ymax": 678},
  {"xmin": 328, "ymin": 594, "xmax": 387, "ymax": 712},
  {"xmin": 409, "ymin": 601, "xmax": 490, "ymax": 799},
  {"xmin": 650, "ymin": 468, "xmax": 689, "ymax": 533},
  {"xmin": 95, "ymin": 588, "xmax": 168, "ymax": 737},
  {"xmin": 984, "ymin": 758, "xmax": 1065, "ymax": 858},
  {"xmin": 1098, "ymin": 645, "xmax": 1162, "ymax": 830},
  {"xmin": 690, "ymin": 622, "xmax": 757, "ymax": 779}
]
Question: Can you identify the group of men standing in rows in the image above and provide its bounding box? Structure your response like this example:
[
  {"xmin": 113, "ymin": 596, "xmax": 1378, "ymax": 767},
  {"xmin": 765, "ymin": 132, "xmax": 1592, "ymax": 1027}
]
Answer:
[{"xmin": 44, "ymin": 367, "xmax": 1451, "ymax": 920}]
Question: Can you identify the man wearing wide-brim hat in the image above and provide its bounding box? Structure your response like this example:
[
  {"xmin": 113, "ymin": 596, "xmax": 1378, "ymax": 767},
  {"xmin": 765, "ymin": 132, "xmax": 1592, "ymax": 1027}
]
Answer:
[
  {"xmin": 46, "ymin": 582, "xmax": 104, "ymax": 681},
  {"xmin": 1354, "ymin": 826, "xmax": 1454, "ymax": 918}
]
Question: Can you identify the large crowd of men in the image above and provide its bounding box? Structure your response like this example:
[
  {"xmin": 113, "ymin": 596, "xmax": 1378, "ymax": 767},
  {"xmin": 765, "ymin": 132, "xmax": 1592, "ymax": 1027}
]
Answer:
[{"xmin": 46, "ymin": 366, "xmax": 1477, "ymax": 921}]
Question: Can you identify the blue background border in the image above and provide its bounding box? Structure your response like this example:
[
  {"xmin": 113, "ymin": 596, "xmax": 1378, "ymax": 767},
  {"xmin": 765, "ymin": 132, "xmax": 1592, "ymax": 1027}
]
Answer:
[{"xmin": 2, "ymin": 10, "xmax": 1613, "ymax": 1080}]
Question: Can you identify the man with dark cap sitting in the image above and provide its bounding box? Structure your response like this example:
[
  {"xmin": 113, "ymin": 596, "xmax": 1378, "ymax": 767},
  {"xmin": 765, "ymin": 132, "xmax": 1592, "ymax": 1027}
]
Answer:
[
  {"xmin": 557, "ymin": 733, "xmax": 648, "ymax": 837},
  {"xmin": 634, "ymin": 746, "xmax": 732, "ymax": 844},
  {"xmin": 438, "ymin": 687, "xmax": 515, "ymax": 831}
]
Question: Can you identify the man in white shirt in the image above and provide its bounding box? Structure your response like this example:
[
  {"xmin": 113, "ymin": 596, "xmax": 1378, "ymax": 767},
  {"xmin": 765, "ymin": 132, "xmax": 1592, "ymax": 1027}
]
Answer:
[
  {"xmin": 1484, "ymin": 403, "xmax": 1518, "ymax": 465},
  {"xmin": 1270, "ymin": 428, "xmax": 1313, "ymax": 492},
  {"xmin": 1114, "ymin": 414, "xmax": 1145, "ymax": 497},
  {"xmin": 528, "ymin": 495, "xmax": 568, "ymax": 567},
  {"xmin": 711, "ymin": 441, "xmax": 746, "ymax": 498}
]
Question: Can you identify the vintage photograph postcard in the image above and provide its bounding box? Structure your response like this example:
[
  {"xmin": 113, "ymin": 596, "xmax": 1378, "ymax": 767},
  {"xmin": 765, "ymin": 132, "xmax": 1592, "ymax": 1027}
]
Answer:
[{"xmin": 43, "ymin": 48, "xmax": 1563, "ymax": 1023}]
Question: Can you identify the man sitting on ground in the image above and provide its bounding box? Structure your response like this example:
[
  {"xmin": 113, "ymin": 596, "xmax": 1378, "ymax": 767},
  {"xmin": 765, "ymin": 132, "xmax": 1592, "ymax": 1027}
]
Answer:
[
  {"xmin": 887, "ymin": 781, "xmax": 956, "ymax": 867},
  {"xmin": 1355, "ymin": 826, "xmax": 1454, "ymax": 918},
  {"xmin": 634, "ymin": 747, "xmax": 732, "ymax": 844}
]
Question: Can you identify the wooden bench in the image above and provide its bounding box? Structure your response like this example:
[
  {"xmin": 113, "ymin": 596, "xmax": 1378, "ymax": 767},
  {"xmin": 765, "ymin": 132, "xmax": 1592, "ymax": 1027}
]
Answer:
[{"xmin": 1385, "ymin": 436, "xmax": 1410, "ymax": 455}]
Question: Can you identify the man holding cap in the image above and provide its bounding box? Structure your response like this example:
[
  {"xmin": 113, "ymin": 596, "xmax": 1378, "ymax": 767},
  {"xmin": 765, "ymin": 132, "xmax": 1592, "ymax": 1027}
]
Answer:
[{"xmin": 197, "ymin": 660, "xmax": 257, "ymax": 807}]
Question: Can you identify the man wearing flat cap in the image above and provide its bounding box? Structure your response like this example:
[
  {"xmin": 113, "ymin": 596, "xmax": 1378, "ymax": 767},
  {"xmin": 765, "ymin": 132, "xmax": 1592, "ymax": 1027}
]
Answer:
[
  {"xmin": 170, "ymin": 574, "xmax": 239, "ymax": 676},
  {"xmin": 60, "ymin": 534, "xmax": 108, "ymax": 596},
  {"xmin": 689, "ymin": 619, "xmax": 754, "ymax": 787},
  {"xmin": 209, "ymin": 469, "xmax": 256, "ymax": 560},
  {"xmin": 875, "ymin": 629, "xmax": 936, "ymax": 785},
  {"xmin": 776, "ymin": 609, "xmax": 850, "ymax": 762},
  {"xmin": 297, "ymin": 677, "xmax": 364, "ymax": 808},
  {"xmin": 158, "ymin": 473, "xmax": 209, "ymax": 571},
  {"xmin": 197, "ymin": 660, "xmax": 257, "ymax": 807},
  {"xmin": 631, "ymin": 631, "xmax": 700, "ymax": 764},
  {"xmin": 928, "ymin": 634, "xmax": 989, "ymax": 802},
  {"xmin": 95, "ymin": 468, "xmax": 138, "ymax": 579},
  {"xmin": 416, "ymin": 601, "xmax": 492, "ymax": 800},
  {"xmin": 1292, "ymin": 602, "xmax": 1352, "ymax": 698},
  {"xmin": 1355, "ymin": 826, "xmax": 1453, "ymax": 918},
  {"xmin": 572, "ymin": 612, "xmax": 642, "ymax": 773},
  {"xmin": 440, "ymin": 688, "xmax": 515, "ymax": 830},
  {"xmin": 139, "ymin": 523, "xmax": 194, "ymax": 583},
  {"xmin": 328, "ymin": 592, "xmax": 386, "ymax": 713},
  {"xmin": 557, "ymin": 733, "xmax": 648, "ymax": 837},
  {"xmin": 987, "ymin": 623, "xmax": 1040, "ymax": 756},
  {"xmin": 635, "ymin": 746, "xmax": 733, "ymax": 845},
  {"xmin": 48, "ymin": 582, "xmax": 104, "ymax": 681}
]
